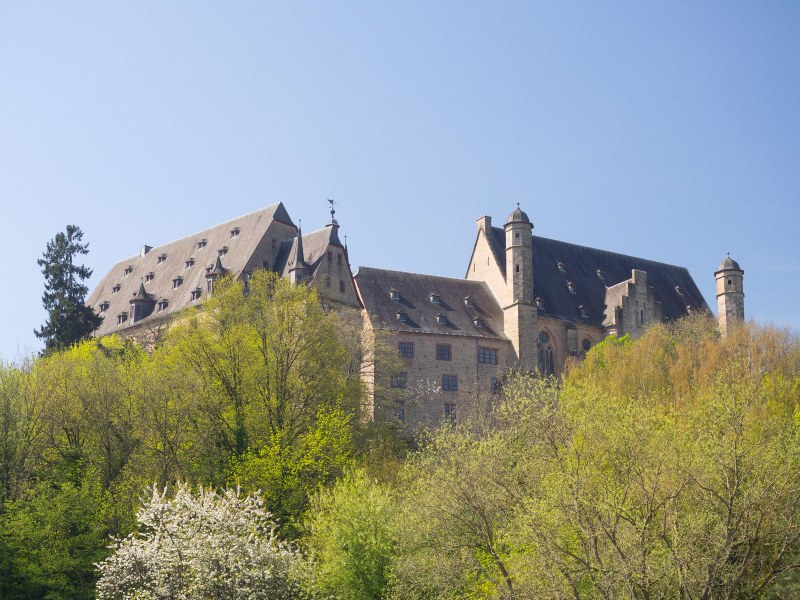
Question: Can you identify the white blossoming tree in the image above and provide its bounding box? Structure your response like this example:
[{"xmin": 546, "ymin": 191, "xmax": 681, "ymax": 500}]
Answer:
[{"xmin": 96, "ymin": 484, "xmax": 304, "ymax": 599}]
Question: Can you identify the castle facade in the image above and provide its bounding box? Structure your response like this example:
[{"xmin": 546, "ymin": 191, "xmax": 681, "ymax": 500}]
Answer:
[{"xmin": 87, "ymin": 202, "xmax": 744, "ymax": 427}]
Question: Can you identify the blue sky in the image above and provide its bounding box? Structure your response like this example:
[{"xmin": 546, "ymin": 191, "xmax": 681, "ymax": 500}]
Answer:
[{"xmin": 1, "ymin": 2, "xmax": 798, "ymax": 361}]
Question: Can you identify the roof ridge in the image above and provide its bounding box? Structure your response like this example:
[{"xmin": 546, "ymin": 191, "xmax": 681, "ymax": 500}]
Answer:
[{"xmin": 356, "ymin": 266, "xmax": 488, "ymax": 284}]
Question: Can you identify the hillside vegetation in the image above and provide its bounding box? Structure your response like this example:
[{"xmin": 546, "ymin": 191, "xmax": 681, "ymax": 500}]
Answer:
[{"xmin": 0, "ymin": 276, "xmax": 798, "ymax": 598}]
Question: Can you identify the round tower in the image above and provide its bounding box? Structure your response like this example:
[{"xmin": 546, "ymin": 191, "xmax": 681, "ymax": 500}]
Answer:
[
  {"xmin": 715, "ymin": 254, "xmax": 744, "ymax": 336},
  {"xmin": 503, "ymin": 204, "xmax": 536, "ymax": 370}
]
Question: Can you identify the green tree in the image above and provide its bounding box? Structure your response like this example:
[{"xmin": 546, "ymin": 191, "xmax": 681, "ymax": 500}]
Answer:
[
  {"xmin": 35, "ymin": 225, "xmax": 101, "ymax": 355},
  {"xmin": 303, "ymin": 468, "xmax": 396, "ymax": 600}
]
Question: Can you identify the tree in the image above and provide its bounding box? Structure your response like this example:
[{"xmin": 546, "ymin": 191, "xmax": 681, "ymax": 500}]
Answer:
[
  {"xmin": 35, "ymin": 225, "xmax": 102, "ymax": 355},
  {"xmin": 302, "ymin": 468, "xmax": 396, "ymax": 600},
  {"xmin": 95, "ymin": 483, "xmax": 304, "ymax": 600}
]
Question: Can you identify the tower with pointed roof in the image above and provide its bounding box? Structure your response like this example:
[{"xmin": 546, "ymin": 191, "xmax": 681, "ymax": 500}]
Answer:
[
  {"xmin": 504, "ymin": 204, "xmax": 537, "ymax": 370},
  {"xmin": 288, "ymin": 224, "xmax": 310, "ymax": 285},
  {"xmin": 715, "ymin": 254, "xmax": 744, "ymax": 335},
  {"xmin": 130, "ymin": 280, "xmax": 156, "ymax": 324}
]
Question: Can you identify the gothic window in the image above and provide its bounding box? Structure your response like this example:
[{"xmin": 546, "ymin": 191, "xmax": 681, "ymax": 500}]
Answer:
[
  {"xmin": 538, "ymin": 331, "xmax": 550, "ymax": 345},
  {"xmin": 538, "ymin": 344, "xmax": 555, "ymax": 376},
  {"xmin": 436, "ymin": 344, "xmax": 451, "ymax": 361}
]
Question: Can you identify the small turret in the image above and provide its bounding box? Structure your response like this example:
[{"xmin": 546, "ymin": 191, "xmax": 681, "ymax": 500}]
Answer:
[
  {"xmin": 288, "ymin": 225, "xmax": 309, "ymax": 284},
  {"xmin": 206, "ymin": 255, "xmax": 228, "ymax": 295},
  {"xmin": 502, "ymin": 204, "xmax": 537, "ymax": 370},
  {"xmin": 129, "ymin": 280, "xmax": 156, "ymax": 323},
  {"xmin": 715, "ymin": 253, "xmax": 744, "ymax": 335}
]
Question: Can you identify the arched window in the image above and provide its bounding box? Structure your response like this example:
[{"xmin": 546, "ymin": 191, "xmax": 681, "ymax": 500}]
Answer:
[{"xmin": 537, "ymin": 343, "xmax": 555, "ymax": 376}]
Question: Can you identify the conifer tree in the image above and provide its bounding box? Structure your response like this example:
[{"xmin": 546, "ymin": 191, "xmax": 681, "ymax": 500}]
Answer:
[{"xmin": 34, "ymin": 225, "xmax": 101, "ymax": 355}]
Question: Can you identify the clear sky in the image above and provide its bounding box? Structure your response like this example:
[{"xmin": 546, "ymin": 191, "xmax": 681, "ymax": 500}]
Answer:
[{"xmin": 1, "ymin": 2, "xmax": 798, "ymax": 361}]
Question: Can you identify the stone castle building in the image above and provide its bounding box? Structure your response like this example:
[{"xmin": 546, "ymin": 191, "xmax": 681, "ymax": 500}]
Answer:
[{"xmin": 87, "ymin": 202, "xmax": 744, "ymax": 426}]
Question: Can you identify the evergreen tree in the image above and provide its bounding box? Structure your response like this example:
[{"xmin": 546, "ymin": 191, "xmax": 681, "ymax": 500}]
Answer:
[{"xmin": 34, "ymin": 225, "xmax": 101, "ymax": 355}]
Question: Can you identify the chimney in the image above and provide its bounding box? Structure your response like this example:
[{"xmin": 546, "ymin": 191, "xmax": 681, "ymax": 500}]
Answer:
[
  {"xmin": 140, "ymin": 245, "xmax": 152, "ymax": 257},
  {"xmin": 476, "ymin": 215, "xmax": 492, "ymax": 233}
]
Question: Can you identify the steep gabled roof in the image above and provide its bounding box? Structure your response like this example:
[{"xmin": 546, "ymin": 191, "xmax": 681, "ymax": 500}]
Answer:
[
  {"xmin": 355, "ymin": 267, "xmax": 507, "ymax": 340},
  {"xmin": 87, "ymin": 203, "xmax": 291, "ymax": 336},
  {"xmin": 487, "ymin": 226, "xmax": 708, "ymax": 326},
  {"xmin": 273, "ymin": 226, "xmax": 345, "ymax": 277}
]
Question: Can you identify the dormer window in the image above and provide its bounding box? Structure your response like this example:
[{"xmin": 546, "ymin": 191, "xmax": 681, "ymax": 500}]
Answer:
[
  {"xmin": 567, "ymin": 281, "xmax": 576, "ymax": 295},
  {"xmin": 190, "ymin": 288, "xmax": 202, "ymax": 301},
  {"xmin": 157, "ymin": 253, "xmax": 167, "ymax": 264},
  {"xmin": 389, "ymin": 289, "xmax": 400, "ymax": 301},
  {"xmin": 230, "ymin": 227, "xmax": 240, "ymax": 238},
  {"xmin": 463, "ymin": 296, "xmax": 475, "ymax": 308},
  {"xmin": 123, "ymin": 265, "xmax": 133, "ymax": 276},
  {"xmin": 557, "ymin": 260, "xmax": 566, "ymax": 272},
  {"xmin": 536, "ymin": 297, "xmax": 545, "ymax": 310},
  {"xmin": 596, "ymin": 269, "xmax": 605, "ymax": 282},
  {"xmin": 99, "ymin": 301, "xmax": 110, "ymax": 313},
  {"xmin": 117, "ymin": 312, "xmax": 128, "ymax": 325},
  {"xmin": 157, "ymin": 299, "xmax": 168, "ymax": 312},
  {"xmin": 579, "ymin": 305, "xmax": 589, "ymax": 319},
  {"xmin": 185, "ymin": 258, "xmax": 195, "ymax": 268},
  {"xmin": 675, "ymin": 285, "xmax": 685, "ymax": 295},
  {"xmin": 172, "ymin": 276, "xmax": 183, "ymax": 289},
  {"xmin": 429, "ymin": 292, "xmax": 441, "ymax": 305},
  {"xmin": 145, "ymin": 272, "xmax": 155, "ymax": 282},
  {"xmin": 474, "ymin": 317, "xmax": 485, "ymax": 329},
  {"xmin": 396, "ymin": 311, "xmax": 409, "ymax": 324},
  {"xmin": 436, "ymin": 314, "xmax": 449, "ymax": 325},
  {"xmin": 198, "ymin": 239, "xmax": 207, "ymax": 249},
  {"xmin": 218, "ymin": 246, "xmax": 228, "ymax": 256},
  {"xmin": 112, "ymin": 284, "xmax": 121, "ymax": 294}
]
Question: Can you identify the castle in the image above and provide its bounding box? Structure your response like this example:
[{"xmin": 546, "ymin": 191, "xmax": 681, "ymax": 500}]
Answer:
[{"xmin": 86, "ymin": 202, "xmax": 745, "ymax": 426}]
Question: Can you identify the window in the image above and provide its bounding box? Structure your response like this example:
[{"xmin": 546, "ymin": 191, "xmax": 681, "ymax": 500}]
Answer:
[
  {"xmin": 230, "ymin": 227, "xmax": 240, "ymax": 238},
  {"xmin": 390, "ymin": 289, "xmax": 400, "ymax": 301},
  {"xmin": 198, "ymin": 239, "xmax": 207, "ymax": 249},
  {"xmin": 582, "ymin": 338, "xmax": 592, "ymax": 352},
  {"xmin": 515, "ymin": 264, "xmax": 520, "ymax": 273},
  {"xmin": 557, "ymin": 260, "xmax": 566, "ymax": 272},
  {"xmin": 191, "ymin": 288, "xmax": 202, "ymax": 301},
  {"xmin": 640, "ymin": 309, "xmax": 645, "ymax": 325},
  {"xmin": 396, "ymin": 311, "xmax": 409, "ymax": 323},
  {"xmin": 337, "ymin": 254, "xmax": 343, "ymax": 265},
  {"xmin": 478, "ymin": 347, "xmax": 498, "ymax": 365},
  {"xmin": 339, "ymin": 280, "xmax": 345, "ymax": 293},
  {"xmin": 442, "ymin": 375, "xmax": 457, "ymax": 391},
  {"xmin": 538, "ymin": 344, "xmax": 555, "ymax": 376},
  {"xmin": 393, "ymin": 400, "xmax": 406, "ymax": 423},
  {"xmin": 123, "ymin": 265, "xmax": 133, "ymax": 276},
  {"xmin": 145, "ymin": 272, "xmax": 154, "ymax": 282},
  {"xmin": 538, "ymin": 331, "xmax": 550, "ymax": 344},
  {"xmin": 463, "ymin": 296, "xmax": 474, "ymax": 308},
  {"xmin": 157, "ymin": 253, "xmax": 167, "ymax": 264},
  {"xmin": 536, "ymin": 297, "xmax": 545, "ymax": 310},
  {"xmin": 567, "ymin": 281, "xmax": 576, "ymax": 294},
  {"xmin": 473, "ymin": 317, "xmax": 485, "ymax": 329},
  {"xmin": 429, "ymin": 292, "xmax": 441, "ymax": 304},
  {"xmin": 271, "ymin": 239, "xmax": 276, "ymax": 250},
  {"xmin": 444, "ymin": 402, "xmax": 456, "ymax": 423},
  {"xmin": 325, "ymin": 276, "xmax": 331, "ymax": 288},
  {"xmin": 117, "ymin": 312, "xmax": 127, "ymax": 325},
  {"xmin": 436, "ymin": 344, "xmax": 451, "ymax": 361},
  {"xmin": 99, "ymin": 301, "xmax": 109, "ymax": 313},
  {"xmin": 579, "ymin": 305, "xmax": 589, "ymax": 319},
  {"xmin": 185, "ymin": 258, "xmax": 195, "ymax": 268},
  {"xmin": 436, "ymin": 314, "xmax": 448, "ymax": 325},
  {"xmin": 157, "ymin": 299, "xmax": 168, "ymax": 312},
  {"xmin": 596, "ymin": 269, "xmax": 605, "ymax": 281},
  {"xmin": 218, "ymin": 246, "xmax": 228, "ymax": 256},
  {"xmin": 112, "ymin": 284, "xmax": 121, "ymax": 294},
  {"xmin": 491, "ymin": 378, "xmax": 501, "ymax": 394},
  {"xmin": 399, "ymin": 342, "xmax": 414, "ymax": 358},
  {"xmin": 391, "ymin": 372, "xmax": 407, "ymax": 389},
  {"xmin": 172, "ymin": 277, "xmax": 183, "ymax": 289}
]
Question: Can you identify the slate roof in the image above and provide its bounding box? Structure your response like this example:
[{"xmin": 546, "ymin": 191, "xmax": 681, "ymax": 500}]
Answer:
[
  {"xmin": 486, "ymin": 226, "xmax": 708, "ymax": 327},
  {"xmin": 355, "ymin": 267, "xmax": 507, "ymax": 340},
  {"xmin": 87, "ymin": 203, "xmax": 294, "ymax": 336}
]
